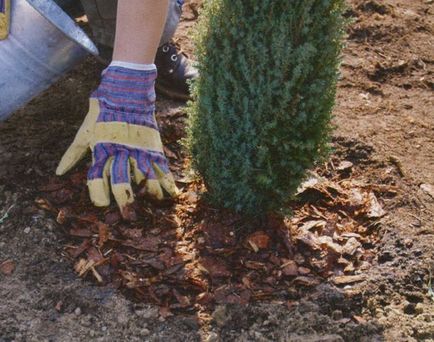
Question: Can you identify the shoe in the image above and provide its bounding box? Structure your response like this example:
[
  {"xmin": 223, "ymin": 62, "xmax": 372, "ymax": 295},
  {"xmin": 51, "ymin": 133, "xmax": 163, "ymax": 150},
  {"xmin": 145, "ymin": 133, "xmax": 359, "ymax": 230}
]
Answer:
[{"xmin": 155, "ymin": 42, "xmax": 198, "ymax": 101}]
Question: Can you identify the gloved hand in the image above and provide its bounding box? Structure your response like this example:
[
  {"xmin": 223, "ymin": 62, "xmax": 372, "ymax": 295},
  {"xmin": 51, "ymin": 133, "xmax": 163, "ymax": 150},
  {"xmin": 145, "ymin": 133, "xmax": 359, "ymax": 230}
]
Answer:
[
  {"xmin": 56, "ymin": 65, "xmax": 179, "ymax": 214},
  {"xmin": 0, "ymin": 0, "xmax": 10, "ymax": 40}
]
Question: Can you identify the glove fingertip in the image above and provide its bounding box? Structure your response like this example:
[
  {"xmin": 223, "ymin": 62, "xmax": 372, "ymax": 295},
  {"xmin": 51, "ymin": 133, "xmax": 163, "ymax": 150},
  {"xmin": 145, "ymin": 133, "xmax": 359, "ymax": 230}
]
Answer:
[
  {"xmin": 152, "ymin": 163, "xmax": 180, "ymax": 198},
  {"xmin": 55, "ymin": 166, "xmax": 66, "ymax": 176},
  {"xmin": 112, "ymin": 183, "xmax": 135, "ymax": 209},
  {"xmin": 145, "ymin": 180, "xmax": 164, "ymax": 201},
  {"xmin": 88, "ymin": 179, "xmax": 111, "ymax": 207}
]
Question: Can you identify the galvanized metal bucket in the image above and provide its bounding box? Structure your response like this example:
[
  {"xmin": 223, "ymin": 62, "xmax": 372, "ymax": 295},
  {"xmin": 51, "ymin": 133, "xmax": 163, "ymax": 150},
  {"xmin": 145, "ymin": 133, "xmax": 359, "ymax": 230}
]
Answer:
[{"xmin": 0, "ymin": 0, "xmax": 98, "ymax": 121}]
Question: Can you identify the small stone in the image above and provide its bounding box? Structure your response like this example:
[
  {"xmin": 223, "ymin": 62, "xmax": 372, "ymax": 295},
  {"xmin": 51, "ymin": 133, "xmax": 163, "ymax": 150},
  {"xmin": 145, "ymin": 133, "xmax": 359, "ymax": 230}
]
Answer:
[
  {"xmin": 74, "ymin": 307, "xmax": 82, "ymax": 316},
  {"xmin": 332, "ymin": 310, "xmax": 343, "ymax": 321},
  {"xmin": 206, "ymin": 332, "xmax": 219, "ymax": 342},
  {"xmin": 46, "ymin": 222, "xmax": 55, "ymax": 231},
  {"xmin": 420, "ymin": 184, "xmax": 434, "ymax": 198},
  {"xmin": 24, "ymin": 227, "xmax": 31, "ymax": 234},
  {"xmin": 415, "ymin": 303, "xmax": 424, "ymax": 315},
  {"xmin": 421, "ymin": 314, "xmax": 432, "ymax": 323},
  {"xmin": 134, "ymin": 307, "xmax": 159, "ymax": 319},
  {"xmin": 404, "ymin": 239, "xmax": 413, "ymax": 248},
  {"xmin": 336, "ymin": 160, "xmax": 353, "ymax": 171},
  {"xmin": 116, "ymin": 311, "xmax": 129, "ymax": 325},
  {"xmin": 375, "ymin": 308, "xmax": 384, "ymax": 318},
  {"xmin": 101, "ymin": 326, "xmax": 107, "ymax": 332},
  {"xmin": 140, "ymin": 328, "xmax": 150, "ymax": 336}
]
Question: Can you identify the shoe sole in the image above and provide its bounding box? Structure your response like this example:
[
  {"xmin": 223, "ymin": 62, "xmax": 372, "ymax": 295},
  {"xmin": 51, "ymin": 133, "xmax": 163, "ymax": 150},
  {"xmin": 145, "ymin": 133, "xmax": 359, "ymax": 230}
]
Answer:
[{"xmin": 155, "ymin": 82, "xmax": 190, "ymax": 102}]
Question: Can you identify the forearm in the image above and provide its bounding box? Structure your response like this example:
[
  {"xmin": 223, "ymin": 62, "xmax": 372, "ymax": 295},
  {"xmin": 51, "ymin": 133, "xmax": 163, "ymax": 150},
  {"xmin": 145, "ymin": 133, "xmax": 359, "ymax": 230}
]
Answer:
[{"xmin": 113, "ymin": 0, "xmax": 169, "ymax": 64}]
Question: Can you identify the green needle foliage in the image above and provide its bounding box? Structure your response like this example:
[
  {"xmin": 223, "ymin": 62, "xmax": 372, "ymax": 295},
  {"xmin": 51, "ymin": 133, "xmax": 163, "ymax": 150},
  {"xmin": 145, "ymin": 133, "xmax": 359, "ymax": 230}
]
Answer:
[{"xmin": 187, "ymin": 0, "xmax": 346, "ymax": 215}]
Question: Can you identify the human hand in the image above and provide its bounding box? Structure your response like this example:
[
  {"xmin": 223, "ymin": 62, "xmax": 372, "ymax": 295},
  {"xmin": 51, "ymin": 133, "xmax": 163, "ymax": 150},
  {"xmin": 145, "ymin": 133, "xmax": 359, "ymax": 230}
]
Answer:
[{"xmin": 56, "ymin": 65, "xmax": 179, "ymax": 215}]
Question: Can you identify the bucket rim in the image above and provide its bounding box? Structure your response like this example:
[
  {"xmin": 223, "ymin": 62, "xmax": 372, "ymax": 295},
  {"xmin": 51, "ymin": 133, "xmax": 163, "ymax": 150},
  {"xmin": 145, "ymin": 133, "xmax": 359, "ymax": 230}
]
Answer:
[{"xmin": 25, "ymin": 0, "xmax": 99, "ymax": 56}]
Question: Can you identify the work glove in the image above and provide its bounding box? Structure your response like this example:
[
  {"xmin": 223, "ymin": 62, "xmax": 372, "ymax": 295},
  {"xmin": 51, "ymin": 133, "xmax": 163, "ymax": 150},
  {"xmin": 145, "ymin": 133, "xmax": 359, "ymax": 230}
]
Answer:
[
  {"xmin": 0, "ymin": 0, "xmax": 10, "ymax": 40},
  {"xmin": 56, "ymin": 65, "xmax": 179, "ymax": 214}
]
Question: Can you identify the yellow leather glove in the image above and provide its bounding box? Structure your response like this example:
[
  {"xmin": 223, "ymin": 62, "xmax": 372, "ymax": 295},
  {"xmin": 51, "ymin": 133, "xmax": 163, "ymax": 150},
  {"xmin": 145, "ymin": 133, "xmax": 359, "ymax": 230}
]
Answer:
[{"xmin": 56, "ymin": 65, "xmax": 179, "ymax": 214}]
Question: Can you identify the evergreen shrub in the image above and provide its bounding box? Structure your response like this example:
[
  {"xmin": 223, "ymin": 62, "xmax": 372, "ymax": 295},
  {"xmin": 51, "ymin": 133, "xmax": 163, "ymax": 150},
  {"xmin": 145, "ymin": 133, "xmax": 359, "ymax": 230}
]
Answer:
[{"xmin": 187, "ymin": 0, "xmax": 346, "ymax": 215}]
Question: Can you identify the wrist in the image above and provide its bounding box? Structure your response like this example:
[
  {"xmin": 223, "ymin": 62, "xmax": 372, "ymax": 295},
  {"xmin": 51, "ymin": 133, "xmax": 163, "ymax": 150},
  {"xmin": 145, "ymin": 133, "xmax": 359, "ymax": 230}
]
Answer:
[{"xmin": 109, "ymin": 61, "xmax": 156, "ymax": 71}]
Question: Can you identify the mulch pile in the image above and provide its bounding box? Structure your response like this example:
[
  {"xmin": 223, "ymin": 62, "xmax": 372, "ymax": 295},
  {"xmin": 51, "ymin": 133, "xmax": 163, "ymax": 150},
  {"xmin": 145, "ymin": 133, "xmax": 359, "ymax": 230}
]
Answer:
[{"xmin": 36, "ymin": 149, "xmax": 397, "ymax": 316}]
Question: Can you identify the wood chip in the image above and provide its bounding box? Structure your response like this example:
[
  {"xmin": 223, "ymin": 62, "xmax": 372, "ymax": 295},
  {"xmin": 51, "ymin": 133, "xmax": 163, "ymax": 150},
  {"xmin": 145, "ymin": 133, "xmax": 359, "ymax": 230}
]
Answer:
[
  {"xmin": 353, "ymin": 315, "xmax": 367, "ymax": 324},
  {"xmin": 367, "ymin": 192, "xmax": 386, "ymax": 218},
  {"xmin": 342, "ymin": 237, "xmax": 362, "ymax": 256},
  {"xmin": 292, "ymin": 276, "xmax": 321, "ymax": 287},
  {"xmin": 332, "ymin": 274, "xmax": 366, "ymax": 285},
  {"xmin": 299, "ymin": 220, "xmax": 327, "ymax": 233},
  {"xmin": 247, "ymin": 231, "xmax": 271, "ymax": 250},
  {"xmin": 281, "ymin": 260, "xmax": 298, "ymax": 276},
  {"xmin": 98, "ymin": 223, "xmax": 109, "ymax": 247},
  {"xmin": 336, "ymin": 160, "xmax": 353, "ymax": 171},
  {"xmin": 318, "ymin": 236, "xmax": 343, "ymax": 254}
]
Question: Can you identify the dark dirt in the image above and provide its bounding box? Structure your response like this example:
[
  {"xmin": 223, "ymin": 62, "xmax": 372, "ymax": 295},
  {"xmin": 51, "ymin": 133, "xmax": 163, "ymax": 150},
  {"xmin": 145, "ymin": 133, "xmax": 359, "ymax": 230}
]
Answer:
[{"xmin": 0, "ymin": 0, "xmax": 433, "ymax": 341}]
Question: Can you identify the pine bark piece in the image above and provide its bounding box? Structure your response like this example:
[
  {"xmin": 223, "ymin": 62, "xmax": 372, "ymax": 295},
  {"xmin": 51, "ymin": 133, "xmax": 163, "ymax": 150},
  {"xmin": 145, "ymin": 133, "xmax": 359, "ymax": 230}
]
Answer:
[{"xmin": 332, "ymin": 274, "xmax": 366, "ymax": 285}]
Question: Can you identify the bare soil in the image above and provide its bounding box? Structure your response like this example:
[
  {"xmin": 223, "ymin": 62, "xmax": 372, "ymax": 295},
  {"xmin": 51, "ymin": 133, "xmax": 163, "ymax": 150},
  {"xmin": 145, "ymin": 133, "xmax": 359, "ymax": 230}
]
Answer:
[{"xmin": 0, "ymin": 0, "xmax": 433, "ymax": 341}]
